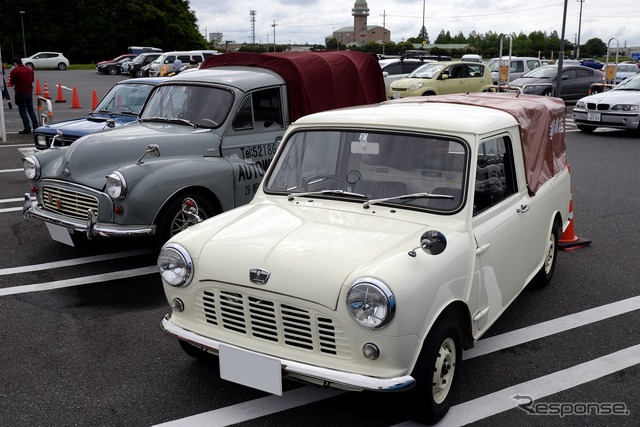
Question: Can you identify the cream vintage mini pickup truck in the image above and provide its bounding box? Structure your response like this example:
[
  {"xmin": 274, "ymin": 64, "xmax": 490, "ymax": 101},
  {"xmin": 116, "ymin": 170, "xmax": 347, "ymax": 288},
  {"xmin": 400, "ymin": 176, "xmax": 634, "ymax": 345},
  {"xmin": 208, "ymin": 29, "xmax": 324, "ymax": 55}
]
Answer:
[{"xmin": 158, "ymin": 93, "xmax": 572, "ymax": 424}]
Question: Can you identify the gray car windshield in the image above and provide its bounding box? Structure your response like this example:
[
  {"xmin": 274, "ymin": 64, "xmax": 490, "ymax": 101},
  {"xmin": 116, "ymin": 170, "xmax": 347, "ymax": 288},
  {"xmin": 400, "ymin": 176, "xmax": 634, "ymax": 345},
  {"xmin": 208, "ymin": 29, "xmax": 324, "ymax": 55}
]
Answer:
[
  {"xmin": 140, "ymin": 85, "xmax": 233, "ymax": 128},
  {"xmin": 265, "ymin": 130, "xmax": 468, "ymax": 212},
  {"xmin": 614, "ymin": 74, "xmax": 640, "ymax": 90}
]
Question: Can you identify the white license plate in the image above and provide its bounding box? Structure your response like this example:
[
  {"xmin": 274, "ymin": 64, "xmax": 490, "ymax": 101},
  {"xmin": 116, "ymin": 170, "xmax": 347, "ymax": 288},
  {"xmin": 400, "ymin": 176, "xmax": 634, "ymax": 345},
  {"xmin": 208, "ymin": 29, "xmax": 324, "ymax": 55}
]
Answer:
[
  {"xmin": 587, "ymin": 112, "xmax": 601, "ymax": 122},
  {"xmin": 45, "ymin": 223, "xmax": 75, "ymax": 247},
  {"xmin": 392, "ymin": 92, "xmax": 400, "ymax": 99},
  {"xmin": 219, "ymin": 344, "xmax": 282, "ymax": 395}
]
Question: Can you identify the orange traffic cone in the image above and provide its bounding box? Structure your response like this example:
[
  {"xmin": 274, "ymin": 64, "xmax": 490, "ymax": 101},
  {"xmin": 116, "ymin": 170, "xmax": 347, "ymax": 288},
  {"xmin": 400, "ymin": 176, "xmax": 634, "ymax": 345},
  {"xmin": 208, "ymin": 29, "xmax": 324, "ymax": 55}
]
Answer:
[
  {"xmin": 55, "ymin": 83, "xmax": 66, "ymax": 103},
  {"xmin": 43, "ymin": 81, "xmax": 51, "ymax": 99},
  {"xmin": 91, "ymin": 90, "xmax": 99, "ymax": 110},
  {"xmin": 558, "ymin": 164, "xmax": 591, "ymax": 251},
  {"xmin": 71, "ymin": 86, "xmax": 81, "ymax": 108},
  {"xmin": 35, "ymin": 79, "xmax": 42, "ymax": 95}
]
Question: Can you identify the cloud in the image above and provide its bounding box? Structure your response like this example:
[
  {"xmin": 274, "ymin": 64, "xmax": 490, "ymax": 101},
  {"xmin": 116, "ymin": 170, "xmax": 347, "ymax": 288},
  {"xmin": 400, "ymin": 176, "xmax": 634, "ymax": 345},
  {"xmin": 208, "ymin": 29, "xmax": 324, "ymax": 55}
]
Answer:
[{"xmin": 189, "ymin": 0, "xmax": 640, "ymax": 48}]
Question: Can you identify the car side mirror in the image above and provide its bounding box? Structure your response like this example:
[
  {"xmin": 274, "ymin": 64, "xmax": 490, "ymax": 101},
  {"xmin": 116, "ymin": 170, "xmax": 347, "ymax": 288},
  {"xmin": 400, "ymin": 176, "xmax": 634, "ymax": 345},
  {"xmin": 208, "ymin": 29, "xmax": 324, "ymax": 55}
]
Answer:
[{"xmin": 408, "ymin": 230, "xmax": 447, "ymax": 257}]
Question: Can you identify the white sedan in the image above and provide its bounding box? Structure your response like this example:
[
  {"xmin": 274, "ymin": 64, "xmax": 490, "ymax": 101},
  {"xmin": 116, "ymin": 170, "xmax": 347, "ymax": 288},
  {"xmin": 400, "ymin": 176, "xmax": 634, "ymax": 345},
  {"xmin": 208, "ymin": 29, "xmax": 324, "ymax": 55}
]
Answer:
[
  {"xmin": 573, "ymin": 72, "xmax": 640, "ymax": 132},
  {"xmin": 22, "ymin": 52, "xmax": 69, "ymax": 70}
]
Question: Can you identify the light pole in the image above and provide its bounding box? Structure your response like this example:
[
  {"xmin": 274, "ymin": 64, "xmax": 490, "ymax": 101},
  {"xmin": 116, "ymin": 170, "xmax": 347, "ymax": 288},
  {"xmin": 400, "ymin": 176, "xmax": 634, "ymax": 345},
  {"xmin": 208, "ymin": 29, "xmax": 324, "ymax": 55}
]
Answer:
[
  {"xmin": 576, "ymin": 0, "xmax": 585, "ymax": 59},
  {"xmin": 20, "ymin": 11, "xmax": 26, "ymax": 57}
]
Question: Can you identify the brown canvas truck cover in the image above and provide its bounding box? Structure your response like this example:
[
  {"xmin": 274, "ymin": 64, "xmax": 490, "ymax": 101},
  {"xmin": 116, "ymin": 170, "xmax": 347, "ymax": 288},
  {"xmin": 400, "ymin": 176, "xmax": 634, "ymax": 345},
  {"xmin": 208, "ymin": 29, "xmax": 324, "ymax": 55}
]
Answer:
[
  {"xmin": 200, "ymin": 51, "xmax": 387, "ymax": 121},
  {"xmin": 390, "ymin": 92, "xmax": 567, "ymax": 195}
]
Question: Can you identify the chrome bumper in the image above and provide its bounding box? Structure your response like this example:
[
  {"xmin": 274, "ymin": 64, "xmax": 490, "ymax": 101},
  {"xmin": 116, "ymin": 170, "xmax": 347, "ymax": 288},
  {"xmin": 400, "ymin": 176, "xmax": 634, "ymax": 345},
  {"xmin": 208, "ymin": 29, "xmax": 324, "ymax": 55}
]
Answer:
[
  {"xmin": 23, "ymin": 193, "xmax": 156, "ymax": 239},
  {"xmin": 161, "ymin": 314, "xmax": 415, "ymax": 392}
]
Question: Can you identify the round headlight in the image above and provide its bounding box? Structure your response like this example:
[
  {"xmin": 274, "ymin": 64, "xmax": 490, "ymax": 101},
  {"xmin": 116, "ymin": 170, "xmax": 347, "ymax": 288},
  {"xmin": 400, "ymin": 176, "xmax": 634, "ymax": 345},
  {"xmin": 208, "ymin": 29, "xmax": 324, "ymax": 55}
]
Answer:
[
  {"xmin": 23, "ymin": 155, "xmax": 41, "ymax": 180},
  {"xmin": 157, "ymin": 244, "xmax": 193, "ymax": 287},
  {"xmin": 346, "ymin": 279, "xmax": 395, "ymax": 329},
  {"xmin": 105, "ymin": 171, "xmax": 127, "ymax": 199}
]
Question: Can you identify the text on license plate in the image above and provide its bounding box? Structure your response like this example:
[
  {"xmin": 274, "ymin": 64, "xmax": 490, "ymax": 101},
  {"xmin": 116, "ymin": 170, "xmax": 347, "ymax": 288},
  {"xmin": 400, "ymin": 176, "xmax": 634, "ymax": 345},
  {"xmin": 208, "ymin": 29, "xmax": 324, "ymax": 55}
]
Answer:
[{"xmin": 587, "ymin": 112, "xmax": 601, "ymax": 122}]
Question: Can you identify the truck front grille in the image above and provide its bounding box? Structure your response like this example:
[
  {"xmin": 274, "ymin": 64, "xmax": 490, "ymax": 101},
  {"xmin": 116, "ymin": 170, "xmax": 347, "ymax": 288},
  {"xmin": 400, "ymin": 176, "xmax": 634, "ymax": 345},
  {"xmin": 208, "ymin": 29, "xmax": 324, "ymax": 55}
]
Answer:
[
  {"xmin": 196, "ymin": 289, "xmax": 353, "ymax": 358},
  {"xmin": 42, "ymin": 185, "xmax": 99, "ymax": 219}
]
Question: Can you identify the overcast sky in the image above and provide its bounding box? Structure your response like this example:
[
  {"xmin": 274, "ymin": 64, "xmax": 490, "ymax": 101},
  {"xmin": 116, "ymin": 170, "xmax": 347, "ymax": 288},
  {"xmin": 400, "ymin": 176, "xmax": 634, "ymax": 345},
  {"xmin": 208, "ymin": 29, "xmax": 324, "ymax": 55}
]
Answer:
[{"xmin": 188, "ymin": 0, "xmax": 640, "ymax": 49}]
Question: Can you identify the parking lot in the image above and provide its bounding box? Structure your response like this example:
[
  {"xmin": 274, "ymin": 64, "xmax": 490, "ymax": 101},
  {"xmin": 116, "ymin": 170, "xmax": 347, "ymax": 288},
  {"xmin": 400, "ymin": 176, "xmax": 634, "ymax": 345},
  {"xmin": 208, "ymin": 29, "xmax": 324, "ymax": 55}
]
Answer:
[{"xmin": 1, "ymin": 71, "xmax": 639, "ymax": 426}]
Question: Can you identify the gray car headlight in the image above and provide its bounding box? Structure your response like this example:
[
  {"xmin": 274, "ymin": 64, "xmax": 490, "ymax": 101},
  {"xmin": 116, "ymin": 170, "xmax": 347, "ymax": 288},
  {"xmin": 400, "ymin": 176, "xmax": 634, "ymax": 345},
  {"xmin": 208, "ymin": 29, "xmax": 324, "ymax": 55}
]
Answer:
[
  {"xmin": 23, "ymin": 155, "xmax": 41, "ymax": 180},
  {"xmin": 347, "ymin": 278, "xmax": 395, "ymax": 329},
  {"xmin": 158, "ymin": 244, "xmax": 193, "ymax": 287},
  {"xmin": 610, "ymin": 104, "xmax": 639, "ymax": 112},
  {"xmin": 105, "ymin": 171, "xmax": 128, "ymax": 199}
]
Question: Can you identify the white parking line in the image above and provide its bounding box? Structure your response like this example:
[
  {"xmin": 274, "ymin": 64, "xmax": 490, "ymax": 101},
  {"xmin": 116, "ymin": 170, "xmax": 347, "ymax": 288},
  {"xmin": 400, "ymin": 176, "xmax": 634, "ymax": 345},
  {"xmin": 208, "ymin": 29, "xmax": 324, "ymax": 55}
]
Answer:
[
  {"xmin": 0, "ymin": 207, "xmax": 22, "ymax": 213},
  {"xmin": 151, "ymin": 297, "xmax": 640, "ymax": 427},
  {"xmin": 0, "ymin": 266, "xmax": 158, "ymax": 296},
  {"xmin": 0, "ymin": 249, "xmax": 152, "ymax": 276},
  {"xmin": 424, "ymin": 344, "xmax": 640, "ymax": 427},
  {"xmin": 0, "ymin": 168, "xmax": 22, "ymax": 173}
]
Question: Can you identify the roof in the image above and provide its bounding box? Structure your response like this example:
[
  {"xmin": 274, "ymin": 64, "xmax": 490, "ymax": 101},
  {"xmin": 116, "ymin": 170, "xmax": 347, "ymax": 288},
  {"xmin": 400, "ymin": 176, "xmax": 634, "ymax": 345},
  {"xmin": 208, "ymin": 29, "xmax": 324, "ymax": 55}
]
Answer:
[{"xmin": 200, "ymin": 51, "xmax": 387, "ymax": 121}]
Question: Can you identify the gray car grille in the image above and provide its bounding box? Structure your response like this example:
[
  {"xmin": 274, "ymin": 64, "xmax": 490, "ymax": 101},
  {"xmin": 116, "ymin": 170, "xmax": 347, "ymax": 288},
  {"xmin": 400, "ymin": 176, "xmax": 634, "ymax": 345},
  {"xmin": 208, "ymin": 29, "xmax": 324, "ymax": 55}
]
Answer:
[
  {"xmin": 42, "ymin": 185, "xmax": 99, "ymax": 219},
  {"xmin": 195, "ymin": 289, "xmax": 353, "ymax": 359}
]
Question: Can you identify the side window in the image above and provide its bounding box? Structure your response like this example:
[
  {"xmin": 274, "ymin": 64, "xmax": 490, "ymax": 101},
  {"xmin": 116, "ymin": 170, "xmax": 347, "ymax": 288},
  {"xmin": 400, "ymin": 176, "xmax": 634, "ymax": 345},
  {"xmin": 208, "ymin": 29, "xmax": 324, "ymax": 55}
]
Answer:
[
  {"xmin": 468, "ymin": 65, "xmax": 484, "ymax": 77},
  {"xmin": 527, "ymin": 60, "xmax": 541, "ymax": 71},
  {"xmin": 576, "ymin": 69, "xmax": 591, "ymax": 78},
  {"xmin": 512, "ymin": 61, "xmax": 524, "ymax": 73},
  {"xmin": 252, "ymin": 88, "xmax": 283, "ymax": 130},
  {"xmin": 562, "ymin": 69, "xmax": 577, "ymax": 80},
  {"xmin": 177, "ymin": 55, "xmax": 190, "ymax": 63},
  {"xmin": 474, "ymin": 136, "xmax": 517, "ymax": 215},
  {"xmin": 232, "ymin": 96, "xmax": 253, "ymax": 130},
  {"xmin": 404, "ymin": 62, "xmax": 422, "ymax": 74}
]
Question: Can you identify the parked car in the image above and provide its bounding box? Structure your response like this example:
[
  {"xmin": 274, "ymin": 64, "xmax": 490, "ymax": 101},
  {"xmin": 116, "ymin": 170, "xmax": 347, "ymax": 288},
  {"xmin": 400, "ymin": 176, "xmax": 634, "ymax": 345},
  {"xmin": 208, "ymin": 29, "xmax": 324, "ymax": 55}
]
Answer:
[
  {"xmin": 572, "ymin": 71, "xmax": 640, "ymax": 132},
  {"xmin": 460, "ymin": 54, "xmax": 483, "ymax": 63},
  {"xmin": 32, "ymin": 77, "xmax": 168, "ymax": 150},
  {"xmin": 22, "ymin": 51, "xmax": 387, "ymax": 248},
  {"xmin": 125, "ymin": 53, "xmax": 162, "ymax": 77},
  {"xmin": 601, "ymin": 63, "xmax": 640, "ymax": 85},
  {"xmin": 387, "ymin": 61, "xmax": 493, "ymax": 99},
  {"xmin": 21, "ymin": 52, "xmax": 69, "ymax": 70},
  {"xmin": 540, "ymin": 59, "xmax": 555, "ymax": 65},
  {"xmin": 487, "ymin": 56, "xmax": 542, "ymax": 85},
  {"xmin": 579, "ymin": 58, "xmax": 604, "ymax": 70},
  {"xmin": 562, "ymin": 59, "xmax": 581, "ymax": 66},
  {"xmin": 158, "ymin": 92, "xmax": 571, "ymax": 425},
  {"xmin": 148, "ymin": 50, "xmax": 217, "ymax": 77},
  {"xmin": 379, "ymin": 57, "xmax": 430, "ymax": 90},
  {"xmin": 96, "ymin": 54, "xmax": 138, "ymax": 75},
  {"xmin": 508, "ymin": 65, "xmax": 602, "ymax": 100}
]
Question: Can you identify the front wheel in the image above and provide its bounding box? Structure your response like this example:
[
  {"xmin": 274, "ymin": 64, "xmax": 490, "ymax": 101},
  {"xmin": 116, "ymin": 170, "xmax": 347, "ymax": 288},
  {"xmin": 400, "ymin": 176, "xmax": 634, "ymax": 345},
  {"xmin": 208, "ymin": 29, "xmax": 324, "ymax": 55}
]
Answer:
[
  {"xmin": 108, "ymin": 66, "xmax": 118, "ymax": 75},
  {"xmin": 404, "ymin": 316, "xmax": 462, "ymax": 425},
  {"xmin": 156, "ymin": 193, "xmax": 217, "ymax": 246}
]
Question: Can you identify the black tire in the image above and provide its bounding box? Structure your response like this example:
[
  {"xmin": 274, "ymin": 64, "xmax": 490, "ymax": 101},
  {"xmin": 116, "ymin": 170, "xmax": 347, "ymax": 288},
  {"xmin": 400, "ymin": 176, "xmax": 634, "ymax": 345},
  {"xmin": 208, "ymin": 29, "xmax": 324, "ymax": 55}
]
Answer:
[
  {"xmin": 404, "ymin": 316, "xmax": 462, "ymax": 425},
  {"xmin": 134, "ymin": 69, "xmax": 142, "ymax": 78},
  {"xmin": 542, "ymin": 88, "xmax": 553, "ymax": 97},
  {"xmin": 156, "ymin": 193, "xmax": 217, "ymax": 246},
  {"xmin": 576, "ymin": 124, "xmax": 596, "ymax": 133},
  {"xmin": 178, "ymin": 340, "xmax": 218, "ymax": 363},
  {"xmin": 532, "ymin": 224, "xmax": 559, "ymax": 287},
  {"xmin": 25, "ymin": 62, "xmax": 34, "ymax": 68},
  {"xmin": 108, "ymin": 66, "xmax": 118, "ymax": 75},
  {"xmin": 57, "ymin": 63, "xmax": 67, "ymax": 70}
]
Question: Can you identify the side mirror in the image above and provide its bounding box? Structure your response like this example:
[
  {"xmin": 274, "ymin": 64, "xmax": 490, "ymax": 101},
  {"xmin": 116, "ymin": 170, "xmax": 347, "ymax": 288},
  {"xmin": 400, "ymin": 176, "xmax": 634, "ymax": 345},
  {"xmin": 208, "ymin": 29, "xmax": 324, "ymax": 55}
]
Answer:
[{"xmin": 408, "ymin": 230, "xmax": 447, "ymax": 257}]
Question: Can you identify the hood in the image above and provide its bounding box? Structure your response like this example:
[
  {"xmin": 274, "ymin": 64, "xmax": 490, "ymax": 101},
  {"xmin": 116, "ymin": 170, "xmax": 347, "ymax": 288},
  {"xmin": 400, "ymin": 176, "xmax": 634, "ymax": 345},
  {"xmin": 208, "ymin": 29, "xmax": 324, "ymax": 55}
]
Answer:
[
  {"xmin": 39, "ymin": 123, "xmax": 217, "ymax": 189},
  {"xmin": 35, "ymin": 114, "xmax": 136, "ymax": 138},
  {"xmin": 191, "ymin": 201, "xmax": 432, "ymax": 310},
  {"xmin": 585, "ymin": 89, "xmax": 640, "ymax": 103},
  {"xmin": 391, "ymin": 78, "xmax": 430, "ymax": 90}
]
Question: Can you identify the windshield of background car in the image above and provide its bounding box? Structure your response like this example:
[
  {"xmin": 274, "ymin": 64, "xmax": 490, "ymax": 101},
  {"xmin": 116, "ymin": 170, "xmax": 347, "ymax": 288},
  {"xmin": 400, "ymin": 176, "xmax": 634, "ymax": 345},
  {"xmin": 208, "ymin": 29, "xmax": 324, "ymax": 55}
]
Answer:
[
  {"xmin": 522, "ymin": 66, "xmax": 556, "ymax": 78},
  {"xmin": 95, "ymin": 83, "xmax": 157, "ymax": 115},
  {"xmin": 407, "ymin": 63, "xmax": 445, "ymax": 79},
  {"xmin": 140, "ymin": 85, "xmax": 233, "ymax": 128},
  {"xmin": 265, "ymin": 130, "xmax": 468, "ymax": 212},
  {"xmin": 613, "ymin": 73, "xmax": 640, "ymax": 90}
]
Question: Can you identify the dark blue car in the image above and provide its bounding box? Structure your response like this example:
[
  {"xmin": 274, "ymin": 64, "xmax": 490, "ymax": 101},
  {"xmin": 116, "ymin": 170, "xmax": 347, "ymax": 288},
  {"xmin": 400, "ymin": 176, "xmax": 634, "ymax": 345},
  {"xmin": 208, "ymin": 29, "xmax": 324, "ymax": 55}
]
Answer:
[
  {"xmin": 33, "ymin": 77, "xmax": 168, "ymax": 150},
  {"xmin": 579, "ymin": 58, "xmax": 604, "ymax": 70}
]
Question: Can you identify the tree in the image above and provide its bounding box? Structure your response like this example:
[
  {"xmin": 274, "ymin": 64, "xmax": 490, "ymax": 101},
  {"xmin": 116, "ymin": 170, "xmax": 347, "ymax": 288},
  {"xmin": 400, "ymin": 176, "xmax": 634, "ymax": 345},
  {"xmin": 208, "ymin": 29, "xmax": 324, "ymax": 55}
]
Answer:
[{"xmin": 581, "ymin": 38, "xmax": 607, "ymax": 57}]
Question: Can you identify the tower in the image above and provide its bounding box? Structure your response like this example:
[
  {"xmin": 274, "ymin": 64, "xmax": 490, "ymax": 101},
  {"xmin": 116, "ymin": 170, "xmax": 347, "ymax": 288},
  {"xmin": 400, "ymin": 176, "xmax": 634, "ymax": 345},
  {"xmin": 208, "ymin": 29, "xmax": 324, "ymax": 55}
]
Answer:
[{"xmin": 352, "ymin": 0, "xmax": 369, "ymax": 33}]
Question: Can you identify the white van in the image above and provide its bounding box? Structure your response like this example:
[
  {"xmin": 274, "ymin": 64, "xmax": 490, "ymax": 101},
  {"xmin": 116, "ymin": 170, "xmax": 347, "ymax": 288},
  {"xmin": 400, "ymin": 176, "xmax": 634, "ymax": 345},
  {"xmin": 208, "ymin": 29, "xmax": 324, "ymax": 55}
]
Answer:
[
  {"xmin": 148, "ymin": 51, "xmax": 205, "ymax": 76},
  {"xmin": 461, "ymin": 54, "xmax": 483, "ymax": 63},
  {"xmin": 488, "ymin": 56, "xmax": 542, "ymax": 85}
]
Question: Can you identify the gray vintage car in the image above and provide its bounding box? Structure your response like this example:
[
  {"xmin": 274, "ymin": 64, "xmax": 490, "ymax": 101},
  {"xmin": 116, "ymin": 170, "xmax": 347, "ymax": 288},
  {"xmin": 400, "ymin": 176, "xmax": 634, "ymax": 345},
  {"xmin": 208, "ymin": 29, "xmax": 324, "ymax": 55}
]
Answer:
[{"xmin": 22, "ymin": 51, "xmax": 386, "ymax": 247}]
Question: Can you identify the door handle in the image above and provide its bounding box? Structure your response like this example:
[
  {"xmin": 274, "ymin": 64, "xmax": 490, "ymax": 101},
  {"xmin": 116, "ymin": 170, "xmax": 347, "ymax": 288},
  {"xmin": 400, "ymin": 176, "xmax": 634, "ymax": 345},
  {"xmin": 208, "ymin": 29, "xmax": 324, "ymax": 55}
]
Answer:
[{"xmin": 516, "ymin": 204, "xmax": 529, "ymax": 213}]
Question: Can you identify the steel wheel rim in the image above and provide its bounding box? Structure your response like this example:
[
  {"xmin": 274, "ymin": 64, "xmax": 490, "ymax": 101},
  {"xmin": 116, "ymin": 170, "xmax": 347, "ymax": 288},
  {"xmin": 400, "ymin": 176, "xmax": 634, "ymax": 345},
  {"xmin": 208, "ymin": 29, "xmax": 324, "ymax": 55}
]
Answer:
[{"xmin": 432, "ymin": 337, "xmax": 456, "ymax": 404}]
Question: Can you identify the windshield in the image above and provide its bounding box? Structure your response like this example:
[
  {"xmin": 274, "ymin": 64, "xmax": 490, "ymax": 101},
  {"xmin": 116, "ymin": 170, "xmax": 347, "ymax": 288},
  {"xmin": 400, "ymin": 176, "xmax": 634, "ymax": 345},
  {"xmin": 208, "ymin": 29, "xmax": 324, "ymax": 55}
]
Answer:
[
  {"xmin": 407, "ymin": 63, "xmax": 445, "ymax": 79},
  {"xmin": 265, "ymin": 130, "xmax": 468, "ymax": 212},
  {"xmin": 94, "ymin": 82, "xmax": 156, "ymax": 115},
  {"xmin": 613, "ymin": 73, "xmax": 640, "ymax": 90},
  {"xmin": 140, "ymin": 84, "xmax": 233, "ymax": 128},
  {"xmin": 521, "ymin": 66, "xmax": 556, "ymax": 78}
]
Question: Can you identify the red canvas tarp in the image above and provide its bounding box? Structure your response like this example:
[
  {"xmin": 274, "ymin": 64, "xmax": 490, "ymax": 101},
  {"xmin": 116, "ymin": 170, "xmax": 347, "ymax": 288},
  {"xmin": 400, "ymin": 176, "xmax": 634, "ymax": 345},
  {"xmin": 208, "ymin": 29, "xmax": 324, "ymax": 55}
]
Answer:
[
  {"xmin": 200, "ymin": 51, "xmax": 387, "ymax": 122},
  {"xmin": 391, "ymin": 93, "xmax": 567, "ymax": 195}
]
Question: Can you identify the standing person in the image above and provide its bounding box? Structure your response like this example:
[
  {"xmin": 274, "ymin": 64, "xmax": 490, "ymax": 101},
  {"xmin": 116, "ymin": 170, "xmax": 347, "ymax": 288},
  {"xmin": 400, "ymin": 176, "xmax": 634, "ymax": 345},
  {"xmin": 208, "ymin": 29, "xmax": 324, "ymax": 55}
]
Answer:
[
  {"xmin": 2, "ymin": 63, "xmax": 11, "ymax": 109},
  {"xmin": 9, "ymin": 56, "xmax": 39, "ymax": 134},
  {"xmin": 172, "ymin": 57, "xmax": 183, "ymax": 75}
]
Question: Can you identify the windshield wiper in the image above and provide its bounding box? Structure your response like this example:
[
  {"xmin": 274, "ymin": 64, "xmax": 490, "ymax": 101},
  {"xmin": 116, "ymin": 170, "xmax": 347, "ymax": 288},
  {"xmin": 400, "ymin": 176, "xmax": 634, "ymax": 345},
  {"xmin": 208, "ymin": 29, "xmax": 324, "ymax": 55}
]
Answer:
[
  {"xmin": 139, "ymin": 116, "xmax": 197, "ymax": 127},
  {"xmin": 363, "ymin": 192, "xmax": 453, "ymax": 209},
  {"xmin": 287, "ymin": 189, "xmax": 367, "ymax": 201}
]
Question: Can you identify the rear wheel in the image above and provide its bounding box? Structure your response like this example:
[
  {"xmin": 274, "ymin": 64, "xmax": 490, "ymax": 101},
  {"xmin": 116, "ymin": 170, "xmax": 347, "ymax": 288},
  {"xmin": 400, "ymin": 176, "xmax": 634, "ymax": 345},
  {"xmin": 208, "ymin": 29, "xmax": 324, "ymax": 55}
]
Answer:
[
  {"xmin": 532, "ymin": 225, "xmax": 558, "ymax": 287},
  {"xmin": 404, "ymin": 316, "xmax": 462, "ymax": 425},
  {"xmin": 542, "ymin": 88, "xmax": 553, "ymax": 97},
  {"xmin": 57, "ymin": 62, "xmax": 67, "ymax": 70}
]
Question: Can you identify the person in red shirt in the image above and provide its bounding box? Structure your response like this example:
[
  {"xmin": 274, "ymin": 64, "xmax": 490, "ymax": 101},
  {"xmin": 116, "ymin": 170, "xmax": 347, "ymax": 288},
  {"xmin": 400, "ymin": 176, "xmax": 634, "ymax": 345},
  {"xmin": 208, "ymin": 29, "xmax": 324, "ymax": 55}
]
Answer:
[{"xmin": 9, "ymin": 56, "xmax": 39, "ymax": 134}]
